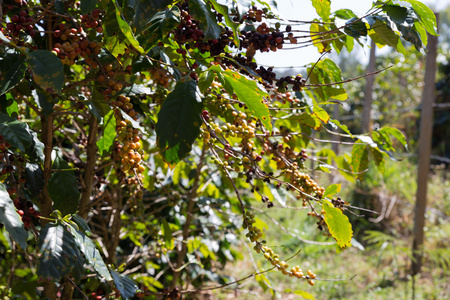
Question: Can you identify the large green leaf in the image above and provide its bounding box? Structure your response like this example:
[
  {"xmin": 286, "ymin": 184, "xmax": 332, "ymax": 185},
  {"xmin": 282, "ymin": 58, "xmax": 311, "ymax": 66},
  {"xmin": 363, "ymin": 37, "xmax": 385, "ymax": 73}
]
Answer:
[
  {"xmin": 401, "ymin": 0, "xmax": 437, "ymax": 36},
  {"xmin": 80, "ymin": 0, "xmax": 97, "ymax": 14},
  {"xmin": 370, "ymin": 147, "xmax": 385, "ymax": 174},
  {"xmin": 311, "ymin": 0, "xmax": 331, "ymax": 21},
  {"xmin": 368, "ymin": 18, "xmax": 406, "ymax": 55},
  {"xmin": 97, "ymin": 110, "xmax": 116, "ymax": 156},
  {"xmin": 27, "ymin": 50, "xmax": 64, "ymax": 93},
  {"xmin": 0, "ymin": 55, "xmax": 26, "ymax": 96},
  {"xmin": 351, "ymin": 141, "xmax": 369, "ymax": 180},
  {"xmin": 132, "ymin": 0, "xmax": 175, "ymax": 32},
  {"xmin": 0, "ymin": 183, "xmax": 28, "ymax": 250},
  {"xmin": 141, "ymin": 6, "xmax": 180, "ymax": 51},
  {"xmin": 211, "ymin": 65, "xmax": 271, "ymax": 131},
  {"xmin": 110, "ymin": 270, "xmax": 138, "ymax": 299},
  {"xmin": 37, "ymin": 223, "xmax": 80, "ymax": 281},
  {"xmin": 322, "ymin": 201, "xmax": 353, "ymax": 248},
  {"xmin": 209, "ymin": 0, "xmax": 240, "ymax": 46},
  {"xmin": 113, "ymin": 1, "xmax": 145, "ymax": 54},
  {"xmin": 0, "ymin": 113, "xmax": 44, "ymax": 161},
  {"xmin": 189, "ymin": 0, "xmax": 222, "ymax": 40},
  {"xmin": 25, "ymin": 163, "xmax": 44, "ymax": 196},
  {"xmin": 307, "ymin": 58, "xmax": 347, "ymax": 101},
  {"xmin": 344, "ymin": 17, "xmax": 368, "ymax": 39},
  {"xmin": 378, "ymin": 127, "xmax": 408, "ymax": 150},
  {"xmin": 68, "ymin": 223, "xmax": 112, "ymax": 281},
  {"xmin": 48, "ymin": 151, "xmax": 80, "ymax": 216},
  {"xmin": 289, "ymin": 112, "xmax": 321, "ymax": 130},
  {"xmin": 155, "ymin": 78, "xmax": 203, "ymax": 165}
]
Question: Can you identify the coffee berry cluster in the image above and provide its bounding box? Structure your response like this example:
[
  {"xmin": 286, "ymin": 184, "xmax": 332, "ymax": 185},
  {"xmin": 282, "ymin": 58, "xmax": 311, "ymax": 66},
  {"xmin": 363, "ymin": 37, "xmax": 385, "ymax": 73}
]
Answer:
[{"xmin": 6, "ymin": 9, "xmax": 35, "ymax": 38}]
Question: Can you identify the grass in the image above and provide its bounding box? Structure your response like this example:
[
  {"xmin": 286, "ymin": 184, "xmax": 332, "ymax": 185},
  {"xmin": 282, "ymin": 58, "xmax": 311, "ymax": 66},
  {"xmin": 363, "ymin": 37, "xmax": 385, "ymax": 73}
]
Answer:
[{"xmin": 212, "ymin": 160, "xmax": 450, "ymax": 299}]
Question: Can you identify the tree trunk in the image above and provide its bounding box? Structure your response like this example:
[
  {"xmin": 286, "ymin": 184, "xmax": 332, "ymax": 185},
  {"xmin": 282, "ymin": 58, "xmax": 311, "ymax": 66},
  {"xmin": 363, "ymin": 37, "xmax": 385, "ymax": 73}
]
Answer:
[{"xmin": 411, "ymin": 14, "xmax": 438, "ymax": 276}]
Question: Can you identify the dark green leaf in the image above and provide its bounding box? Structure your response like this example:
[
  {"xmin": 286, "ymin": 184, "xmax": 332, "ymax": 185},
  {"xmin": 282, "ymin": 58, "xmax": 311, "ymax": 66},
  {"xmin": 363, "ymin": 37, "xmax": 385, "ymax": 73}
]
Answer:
[
  {"xmin": 335, "ymin": 155, "xmax": 355, "ymax": 183},
  {"xmin": 344, "ymin": 17, "xmax": 367, "ymax": 38},
  {"xmin": 97, "ymin": 110, "xmax": 116, "ymax": 156},
  {"xmin": 141, "ymin": 6, "xmax": 180, "ymax": 51},
  {"xmin": 110, "ymin": 270, "xmax": 138, "ymax": 299},
  {"xmin": 27, "ymin": 50, "xmax": 64, "ymax": 93},
  {"xmin": 322, "ymin": 201, "xmax": 353, "ymax": 248},
  {"xmin": 37, "ymin": 223, "xmax": 80, "ymax": 281},
  {"xmin": 68, "ymin": 224, "xmax": 112, "ymax": 281},
  {"xmin": 0, "ymin": 113, "xmax": 44, "ymax": 162},
  {"xmin": 48, "ymin": 151, "xmax": 80, "ymax": 216},
  {"xmin": 132, "ymin": 0, "xmax": 175, "ymax": 32},
  {"xmin": 189, "ymin": 0, "xmax": 222, "ymax": 40},
  {"xmin": 80, "ymin": 0, "xmax": 98, "ymax": 14},
  {"xmin": 351, "ymin": 141, "xmax": 369, "ymax": 180},
  {"xmin": 155, "ymin": 78, "xmax": 203, "ymax": 165},
  {"xmin": 311, "ymin": 0, "xmax": 331, "ymax": 21},
  {"xmin": 0, "ymin": 55, "xmax": 26, "ymax": 96},
  {"xmin": 54, "ymin": 0, "xmax": 65, "ymax": 14},
  {"xmin": 25, "ymin": 163, "xmax": 44, "ymax": 195},
  {"xmin": 368, "ymin": 18, "xmax": 406, "ymax": 55},
  {"xmin": 33, "ymin": 90, "xmax": 54, "ymax": 116},
  {"xmin": 0, "ymin": 183, "xmax": 28, "ymax": 250},
  {"xmin": 209, "ymin": 0, "xmax": 240, "ymax": 46},
  {"xmin": 71, "ymin": 214, "xmax": 92, "ymax": 237}
]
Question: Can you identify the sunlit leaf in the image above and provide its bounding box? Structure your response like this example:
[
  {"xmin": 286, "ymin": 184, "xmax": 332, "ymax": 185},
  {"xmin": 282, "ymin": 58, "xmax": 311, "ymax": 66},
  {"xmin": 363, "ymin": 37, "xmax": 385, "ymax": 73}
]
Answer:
[
  {"xmin": 322, "ymin": 201, "xmax": 352, "ymax": 248},
  {"xmin": 97, "ymin": 110, "xmax": 116, "ymax": 156},
  {"xmin": 323, "ymin": 183, "xmax": 341, "ymax": 198},
  {"xmin": 312, "ymin": 0, "xmax": 331, "ymax": 21},
  {"xmin": 351, "ymin": 141, "xmax": 369, "ymax": 180}
]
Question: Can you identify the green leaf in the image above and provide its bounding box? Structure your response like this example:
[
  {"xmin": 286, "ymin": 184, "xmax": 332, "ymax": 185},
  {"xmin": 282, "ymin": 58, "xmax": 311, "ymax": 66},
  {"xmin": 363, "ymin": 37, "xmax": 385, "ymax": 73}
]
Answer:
[
  {"xmin": 37, "ymin": 223, "xmax": 80, "ymax": 281},
  {"xmin": 289, "ymin": 112, "xmax": 322, "ymax": 130},
  {"xmin": 71, "ymin": 214, "xmax": 92, "ymax": 237},
  {"xmin": 97, "ymin": 110, "xmax": 116, "ymax": 156},
  {"xmin": 48, "ymin": 151, "xmax": 80, "ymax": 216},
  {"xmin": 323, "ymin": 183, "xmax": 341, "ymax": 198},
  {"xmin": 329, "ymin": 119, "xmax": 354, "ymax": 137},
  {"xmin": 313, "ymin": 105, "xmax": 329, "ymax": 123},
  {"xmin": 212, "ymin": 66, "xmax": 271, "ymax": 131},
  {"xmin": 113, "ymin": 1, "xmax": 145, "ymax": 54},
  {"xmin": 198, "ymin": 70, "xmax": 215, "ymax": 94},
  {"xmin": 110, "ymin": 269, "xmax": 138, "ymax": 299},
  {"xmin": 351, "ymin": 141, "xmax": 369, "ymax": 180},
  {"xmin": 132, "ymin": 0, "xmax": 175, "ymax": 32},
  {"xmin": 155, "ymin": 78, "xmax": 203, "ymax": 165},
  {"xmin": 322, "ymin": 201, "xmax": 353, "ymax": 248},
  {"xmin": 0, "ymin": 55, "xmax": 26, "ymax": 96},
  {"xmin": 103, "ymin": 34, "xmax": 128, "ymax": 59},
  {"xmin": 67, "ymin": 224, "xmax": 112, "ymax": 281},
  {"xmin": 141, "ymin": 6, "xmax": 180, "ymax": 51},
  {"xmin": 161, "ymin": 219, "xmax": 174, "ymax": 250},
  {"xmin": 0, "ymin": 183, "xmax": 28, "ymax": 250},
  {"xmin": 25, "ymin": 163, "xmax": 44, "ymax": 196},
  {"xmin": 401, "ymin": 0, "xmax": 437, "ymax": 36},
  {"xmin": 334, "ymin": 9, "xmax": 356, "ymax": 20},
  {"xmin": 368, "ymin": 18, "xmax": 406, "ymax": 55},
  {"xmin": 311, "ymin": 0, "xmax": 331, "ymax": 21},
  {"xmin": 335, "ymin": 155, "xmax": 355, "ymax": 183},
  {"xmin": 33, "ymin": 90, "xmax": 54, "ymax": 116},
  {"xmin": 0, "ymin": 113, "xmax": 44, "ymax": 161},
  {"xmin": 378, "ymin": 127, "xmax": 408, "ymax": 150},
  {"xmin": 209, "ymin": 0, "xmax": 240, "ymax": 46},
  {"xmin": 294, "ymin": 290, "xmax": 315, "ymax": 299},
  {"xmin": 80, "ymin": 0, "xmax": 98, "ymax": 14},
  {"xmin": 344, "ymin": 17, "xmax": 368, "ymax": 38},
  {"xmin": 308, "ymin": 58, "xmax": 347, "ymax": 101},
  {"xmin": 27, "ymin": 50, "xmax": 64, "ymax": 93},
  {"xmin": 370, "ymin": 147, "xmax": 385, "ymax": 174},
  {"xmin": 189, "ymin": 0, "xmax": 222, "ymax": 40}
]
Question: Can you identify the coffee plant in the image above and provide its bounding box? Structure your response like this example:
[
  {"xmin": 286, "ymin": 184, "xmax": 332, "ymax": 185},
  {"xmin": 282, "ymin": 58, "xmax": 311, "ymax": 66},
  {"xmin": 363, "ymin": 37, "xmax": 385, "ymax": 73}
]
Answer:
[{"xmin": 0, "ymin": 0, "xmax": 437, "ymax": 298}]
